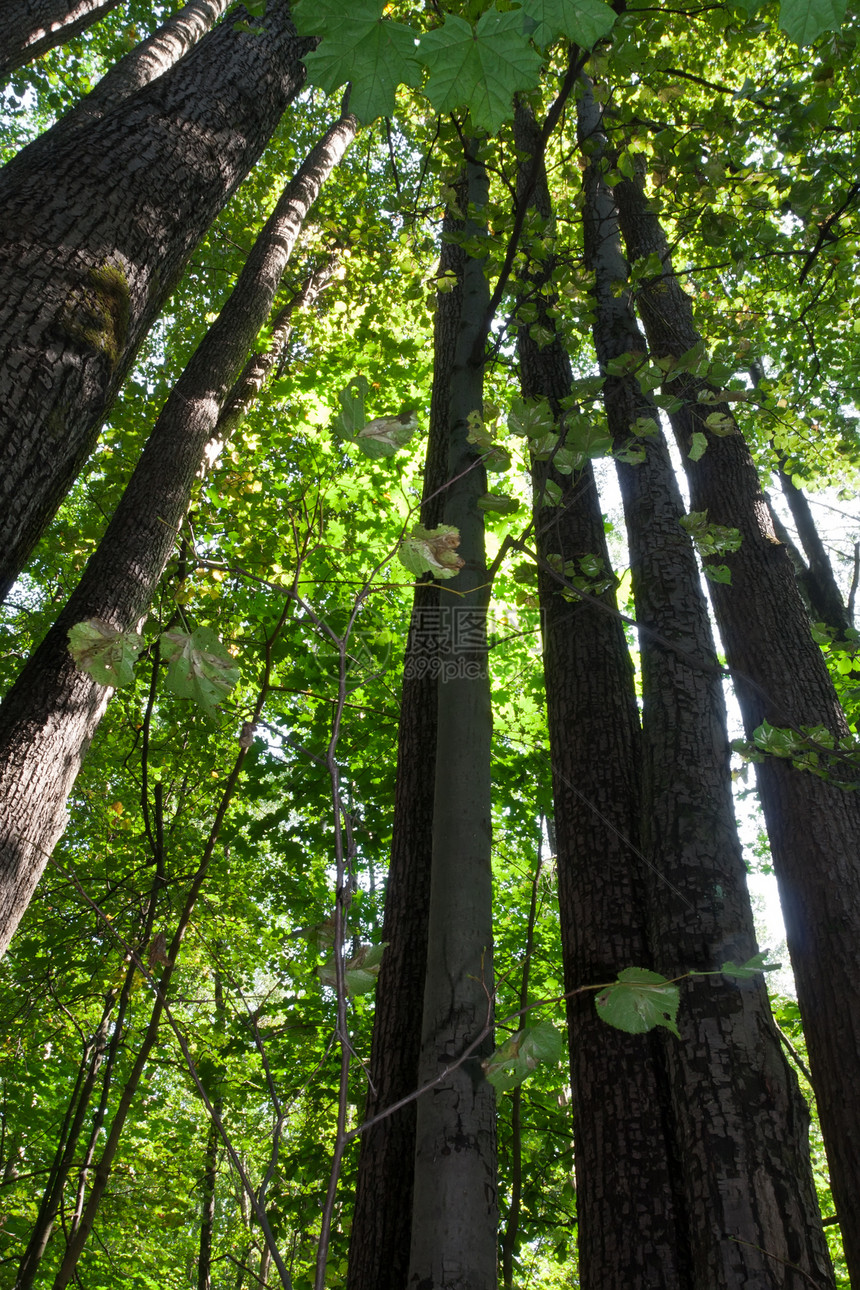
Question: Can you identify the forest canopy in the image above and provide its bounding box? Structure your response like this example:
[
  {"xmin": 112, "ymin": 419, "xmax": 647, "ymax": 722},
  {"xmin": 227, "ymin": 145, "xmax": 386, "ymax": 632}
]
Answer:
[{"xmin": 0, "ymin": 1, "xmax": 859, "ymax": 1288}]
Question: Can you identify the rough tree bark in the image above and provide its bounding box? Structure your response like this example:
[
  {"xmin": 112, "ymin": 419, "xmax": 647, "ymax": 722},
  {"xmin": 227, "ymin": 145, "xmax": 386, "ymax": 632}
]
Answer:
[
  {"xmin": 347, "ymin": 220, "xmax": 462, "ymax": 1290},
  {"xmin": 0, "ymin": 0, "xmax": 312, "ymax": 600},
  {"xmin": 610, "ymin": 135, "xmax": 855, "ymax": 1280},
  {"xmin": 0, "ymin": 113, "xmax": 355, "ymax": 958},
  {"xmin": 0, "ymin": 0, "xmax": 122, "ymax": 79},
  {"xmin": 407, "ymin": 150, "xmax": 497, "ymax": 1290},
  {"xmin": 513, "ymin": 99, "xmax": 686, "ymax": 1290}
]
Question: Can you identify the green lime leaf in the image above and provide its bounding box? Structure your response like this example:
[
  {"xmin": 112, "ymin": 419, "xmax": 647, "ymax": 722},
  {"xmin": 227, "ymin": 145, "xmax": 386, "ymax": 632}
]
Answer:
[
  {"xmin": 332, "ymin": 375, "xmax": 369, "ymax": 441},
  {"xmin": 779, "ymin": 0, "xmax": 847, "ymax": 44},
  {"xmin": 295, "ymin": 0, "xmax": 421, "ymax": 123},
  {"xmin": 68, "ymin": 619, "xmax": 145, "ymax": 688},
  {"xmin": 508, "ymin": 394, "xmax": 556, "ymax": 439},
  {"xmin": 689, "ymin": 431, "xmax": 708, "ymax": 461},
  {"xmin": 477, "ymin": 493, "xmax": 520, "ymax": 514},
  {"xmin": 397, "ymin": 525, "xmax": 464, "ymax": 580},
  {"xmin": 160, "ymin": 627, "xmax": 240, "ymax": 718},
  {"xmin": 595, "ymin": 967, "xmax": 681, "ymax": 1038},
  {"xmin": 518, "ymin": 0, "xmax": 616, "ymax": 49},
  {"xmin": 418, "ymin": 8, "xmax": 544, "ymax": 134},
  {"xmin": 357, "ymin": 410, "xmax": 418, "ymax": 458},
  {"xmin": 721, "ymin": 950, "xmax": 781, "ymax": 979},
  {"xmin": 319, "ymin": 942, "xmax": 387, "ymax": 996},
  {"xmin": 483, "ymin": 1020, "xmax": 564, "ymax": 1092}
]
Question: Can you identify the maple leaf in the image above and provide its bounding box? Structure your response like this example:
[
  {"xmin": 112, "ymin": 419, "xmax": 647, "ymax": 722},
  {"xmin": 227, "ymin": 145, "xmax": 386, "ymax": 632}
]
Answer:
[
  {"xmin": 518, "ymin": 0, "xmax": 616, "ymax": 48},
  {"xmin": 418, "ymin": 8, "xmax": 544, "ymax": 135},
  {"xmin": 295, "ymin": 0, "xmax": 421, "ymax": 123}
]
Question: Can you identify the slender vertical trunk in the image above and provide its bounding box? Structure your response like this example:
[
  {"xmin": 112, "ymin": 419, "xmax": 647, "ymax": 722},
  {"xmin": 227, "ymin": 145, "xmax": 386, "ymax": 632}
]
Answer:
[
  {"xmin": 0, "ymin": 0, "xmax": 122, "ymax": 79},
  {"xmin": 614, "ymin": 149, "xmax": 860, "ymax": 1281},
  {"xmin": 407, "ymin": 151, "xmax": 497, "ymax": 1290},
  {"xmin": 513, "ymin": 99, "xmax": 685, "ymax": 1290},
  {"xmin": 0, "ymin": 115, "xmax": 354, "ymax": 958},
  {"xmin": 0, "ymin": 0, "xmax": 311, "ymax": 598},
  {"xmin": 598, "ymin": 116, "xmax": 835, "ymax": 1284},
  {"xmin": 14, "ymin": 1002, "xmax": 114, "ymax": 1289},
  {"xmin": 776, "ymin": 466, "xmax": 852, "ymax": 634},
  {"xmin": 347, "ymin": 222, "xmax": 461, "ymax": 1290},
  {"xmin": 198, "ymin": 971, "xmax": 225, "ymax": 1290}
]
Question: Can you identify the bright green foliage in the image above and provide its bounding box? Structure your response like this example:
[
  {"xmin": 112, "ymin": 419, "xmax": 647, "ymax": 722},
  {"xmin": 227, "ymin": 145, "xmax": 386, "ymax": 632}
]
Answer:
[
  {"xmin": 160, "ymin": 626, "xmax": 241, "ymax": 718},
  {"xmin": 417, "ymin": 9, "xmax": 544, "ymax": 134},
  {"xmin": 507, "ymin": 395, "xmax": 555, "ymax": 440},
  {"xmin": 67, "ymin": 617, "xmax": 145, "ymax": 687},
  {"xmin": 595, "ymin": 967, "xmax": 682, "ymax": 1038},
  {"xmin": 483, "ymin": 1019, "xmax": 565, "ymax": 1092},
  {"xmin": 294, "ymin": 0, "xmax": 422, "ymax": 124}
]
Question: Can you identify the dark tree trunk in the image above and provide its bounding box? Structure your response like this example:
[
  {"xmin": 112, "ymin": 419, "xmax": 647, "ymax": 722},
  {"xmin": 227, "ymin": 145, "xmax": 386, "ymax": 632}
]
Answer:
[
  {"xmin": 0, "ymin": 115, "xmax": 354, "ymax": 958},
  {"xmin": 0, "ymin": 0, "xmax": 122, "ymax": 79},
  {"xmin": 513, "ymin": 99, "xmax": 686, "ymax": 1290},
  {"xmin": 407, "ymin": 152, "xmax": 497, "ymax": 1290},
  {"xmin": 198, "ymin": 971, "xmax": 225, "ymax": 1290},
  {"xmin": 611, "ymin": 147, "xmax": 856, "ymax": 1282},
  {"xmin": 0, "ymin": 0, "xmax": 312, "ymax": 600},
  {"xmin": 347, "ymin": 222, "xmax": 461, "ymax": 1290},
  {"xmin": 777, "ymin": 465, "xmax": 852, "ymax": 634}
]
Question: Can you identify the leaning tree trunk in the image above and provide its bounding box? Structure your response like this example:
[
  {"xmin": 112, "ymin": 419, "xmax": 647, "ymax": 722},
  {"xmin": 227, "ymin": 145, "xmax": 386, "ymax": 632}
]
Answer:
[
  {"xmin": 0, "ymin": 0, "xmax": 311, "ymax": 601},
  {"xmin": 513, "ymin": 99, "xmax": 686, "ymax": 1290},
  {"xmin": 347, "ymin": 218, "xmax": 462, "ymax": 1290},
  {"xmin": 0, "ymin": 113, "xmax": 355, "ymax": 959},
  {"xmin": 407, "ymin": 151, "xmax": 497, "ymax": 1290},
  {"xmin": 0, "ymin": 0, "xmax": 122, "ymax": 80},
  {"xmin": 613, "ymin": 146, "xmax": 860, "ymax": 1283}
]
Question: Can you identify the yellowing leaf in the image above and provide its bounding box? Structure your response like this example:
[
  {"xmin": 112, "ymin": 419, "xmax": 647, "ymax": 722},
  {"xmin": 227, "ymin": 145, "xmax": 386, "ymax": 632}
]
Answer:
[{"xmin": 397, "ymin": 525, "xmax": 464, "ymax": 580}]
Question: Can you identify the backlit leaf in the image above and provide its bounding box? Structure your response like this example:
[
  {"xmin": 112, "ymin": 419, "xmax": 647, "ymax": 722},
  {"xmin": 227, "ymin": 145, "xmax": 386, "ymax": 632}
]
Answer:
[{"xmin": 68, "ymin": 618, "xmax": 145, "ymax": 688}]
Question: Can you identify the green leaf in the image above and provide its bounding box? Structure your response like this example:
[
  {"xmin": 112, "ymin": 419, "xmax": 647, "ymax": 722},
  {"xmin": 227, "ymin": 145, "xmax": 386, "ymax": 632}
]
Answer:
[
  {"xmin": 518, "ymin": 0, "xmax": 615, "ymax": 47},
  {"xmin": 779, "ymin": 0, "xmax": 847, "ymax": 44},
  {"xmin": 318, "ymin": 942, "xmax": 388, "ymax": 996},
  {"xmin": 160, "ymin": 627, "xmax": 241, "ymax": 718},
  {"xmin": 688, "ymin": 431, "xmax": 708, "ymax": 461},
  {"xmin": 539, "ymin": 479, "xmax": 563, "ymax": 507},
  {"xmin": 397, "ymin": 525, "xmax": 464, "ymax": 579},
  {"xmin": 295, "ymin": 0, "xmax": 421, "ymax": 123},
  {"xmin": 332, "ymin": 375, "xmax": 369, "ymax": 441},
  {"xmin": 68, "ymin": 619, "xmax": 145, "ymax": 688},
  {"xmin": 357, "ymin": 410, "xmax": 418, "ymax": 458},
  {"xmin": 703, "ymin": 563, "xmax": 733, "ymax": 585},
  {"xmin": 508, "ymin": 395, "xmax": 556, "ymax": 439},
  {"xmin": 477, "ymin": 493, "xmax": 520, "ymax": 514},
  {"xmin": 721, "ymin": 951, "xmax": 781, "ymax": 979},
  {"xmin": 595, "ymin": 967, "xmax": 681, "ymax": 1038},
  {"xmin": 418, "ymin": 9, "xmax": 544, "ymax": 134},
  {"xmin": 483, "ymin": 1020, "xmax": 564, "ymax": 1092}
]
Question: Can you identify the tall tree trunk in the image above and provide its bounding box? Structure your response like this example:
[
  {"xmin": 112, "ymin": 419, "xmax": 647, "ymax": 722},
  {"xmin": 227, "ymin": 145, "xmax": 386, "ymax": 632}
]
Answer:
[
  {"xmin": 407, "ymin": 151, "xmax": 497, "ymax": 1290},
  {"xmin": 347, "ymin": 218, "xmax": 461, "ymax": 1290},
  {"xmin": 0, "ymin": 0, "xmax": 311, "ymax": 600},
  {"xmin": 0, "ymin": 0, "xmax": 122, "ymax": 80},
  {"xmin": 0, "ymin": 114, "xmax": 354, "ymax": 958},
  {"xmin": 610, "ymin": 137, "xmax": 854, "ymax": 1281},
  {"xmin": 513, "ymin": 99, "xmax": 686, "ymax": 1290}
]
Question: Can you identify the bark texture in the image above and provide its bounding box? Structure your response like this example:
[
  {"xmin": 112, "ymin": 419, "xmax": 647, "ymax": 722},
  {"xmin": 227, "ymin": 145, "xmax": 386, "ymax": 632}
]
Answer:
[
  {"xmin": 0, "ymin": 0, "xmax": 312, "ymax": 599},
  {"xmin": 611, "ymin": 145, "xmax": 851, "ymax": 1282},
  {"xmin": 0, "ymin": 0, "xmax": 121, "ymax": 79},
  {"xmin": 514, "ymin": 99, "xmax": 685, "ymax": 1290},
  {"xmin": 408, "ymin": 154, "xmax": 497, "ymax": 1290},
  {"xmin": 347, "ymin": 226, "xmax": 460, "ymax": 1290},
  {"xmin": 0, "ymin": 115, "xmax": 354, "ymax": 958}
]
